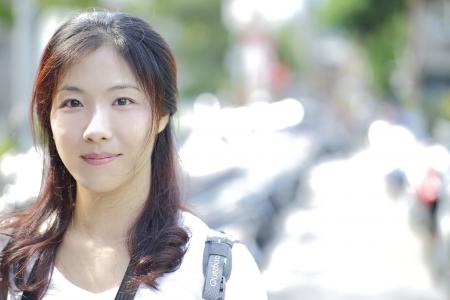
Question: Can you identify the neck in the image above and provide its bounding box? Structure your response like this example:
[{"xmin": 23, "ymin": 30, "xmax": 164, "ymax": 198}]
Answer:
[{"xmin": 71, "ymin": 171, "xmax": 150, "ymax": 244}]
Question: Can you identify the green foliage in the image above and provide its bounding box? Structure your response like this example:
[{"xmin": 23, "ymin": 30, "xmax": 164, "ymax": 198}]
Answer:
[
  {"xmin": 0, "ymin": 0, "xmax": 12, "ymax": 25},
  {"xmin": 318, "ymin": 0, "xmax": 407, "ymax": 97},
  {"xmin": 275, "ymin": 24, "xmax": 302, "ymax": 75},
  {"xmin": 0, "ymin": 136, "xmax": 13, "ymax": 157},
  {"xmin": 319, "ymin": 0, "xmax": 369, "ymax": 33},
  {"xmin": 320, "ymin": 0, "xmax": 405, "ymax": 35},
  {"xmin": 150, "ymin": 0, "xmax": 230, "ymax": 97},
  {"xmin": 36, "ymin": 0, "xmax": 101, "ymax": 9},
  {"xmin": 435, "ymin": 91, "xmax": 450, "ymax": 120},
  {"xmin": 366, "ymin": 13, "xmax": 406, "ymax": 95}
]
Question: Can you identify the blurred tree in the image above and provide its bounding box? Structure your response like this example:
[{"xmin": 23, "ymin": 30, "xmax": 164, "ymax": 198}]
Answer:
[
  {"xmin": 0, "ymin": 0, "xmax": 12, "ymax": 25},
  {"xmin": 275, "ymin": 24, "xmax": 302, "ymax": 75},
  {"xmin": 149, "ymin": 0, "xmax": 230, "ymax": 98},
  {"xmin": 36, "ymin": 0, "xmax": 101, "ymax": 8},
  {"xmin": 0, "ymin": 137, "xmax": 13, "ymax": 157},
  {"xmin": 318, "ymin": 0, "xmax": 407, "ymax": 98}
]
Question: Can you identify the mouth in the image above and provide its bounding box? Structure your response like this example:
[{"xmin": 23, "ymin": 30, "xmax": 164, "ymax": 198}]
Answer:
[{"xmin": 81, "ymin": 153, "xmax": 122, "ymax": 166}]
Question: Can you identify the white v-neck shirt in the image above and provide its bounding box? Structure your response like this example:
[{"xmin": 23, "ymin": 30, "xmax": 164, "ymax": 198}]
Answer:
[{"xmin": 7, "ymin": 212, "xmax": 268, "ymax": 300}]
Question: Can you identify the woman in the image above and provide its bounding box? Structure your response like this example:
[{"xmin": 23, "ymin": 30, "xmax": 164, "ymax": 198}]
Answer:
[{"xmin": 0, "ymin": 11, "xmax": 267, "ymax": 300}]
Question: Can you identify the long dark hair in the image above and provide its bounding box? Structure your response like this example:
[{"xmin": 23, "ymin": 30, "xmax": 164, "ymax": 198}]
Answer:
[{"xmin": 0, "ymin": 11, "xmax": 189, "ymax": 299}]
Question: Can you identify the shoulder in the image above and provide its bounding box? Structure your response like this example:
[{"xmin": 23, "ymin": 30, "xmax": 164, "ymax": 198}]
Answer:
[
  {"xmin": 140, "ymin": 212, "xmax": 209, "ymax": 298},
  {"xmin": 179, "ymin": 211, "xmax": 210, "ymax": 235},
  {"xmin": 179, "ymin": 211, "xmax": 238, "ymax": 261},
  {"xmin": 177, "ymin": 211, "xmax": 210, "ymax": 273},
  {"xmin": 179, "ymin": 211, "xmax": 268, "ymax": 300},
  {"xmin": 225, "ymin": 243, "xmax": 268, "ymax": 300}
]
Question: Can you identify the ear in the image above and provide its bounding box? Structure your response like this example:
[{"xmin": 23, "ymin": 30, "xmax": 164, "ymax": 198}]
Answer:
[{"xmin": 157, "ymin": 114, "xmax": 170, "ymax": 133}]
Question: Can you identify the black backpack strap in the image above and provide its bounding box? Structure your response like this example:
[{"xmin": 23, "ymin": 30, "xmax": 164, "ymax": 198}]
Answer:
[
  {"xmin": 202, "ymin": 235, "xmax": 237, "ymax": 300},
  {"xmin": 113, "ymin": 260, "xmax": 139, "ymax": 300}
]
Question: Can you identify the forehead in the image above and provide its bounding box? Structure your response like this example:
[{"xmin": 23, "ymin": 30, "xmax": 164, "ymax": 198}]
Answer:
[{"xmin": 57, "ymin": 45, "xmax": 139, "ymax": 90}]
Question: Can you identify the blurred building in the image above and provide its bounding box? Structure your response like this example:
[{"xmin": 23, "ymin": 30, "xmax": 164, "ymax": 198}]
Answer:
[
  {"xmin": 410, "ymin": 0, "xmax": 450, "ymax": 95},
  {"xmin": 396, "ymin": 0, "xmax": 450, "ymax": 141},
  {"xmin": 0, "ymin": 27, "xmax": 12, "ymax": 142},
  {"xmin": 0, "ymin": 0, "xmax": 39, "ymax": 151}
]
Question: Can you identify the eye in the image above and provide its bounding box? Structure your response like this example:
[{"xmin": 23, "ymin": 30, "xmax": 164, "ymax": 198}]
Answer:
[
  {"xmin": 113, "ymin": 97, "xmax": 134, "ymax": 106},
  {"xmin": 61, "ymin": 99, "xmax": 83, "ymax": 108}
]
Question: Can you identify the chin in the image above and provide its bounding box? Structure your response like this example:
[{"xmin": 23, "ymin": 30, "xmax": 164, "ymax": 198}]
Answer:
[{"xmin": 76, "ymin": 177, "xmax": 125, "ymax": 194}]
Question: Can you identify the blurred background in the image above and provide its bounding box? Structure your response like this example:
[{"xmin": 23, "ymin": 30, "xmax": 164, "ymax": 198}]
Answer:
[{"xmin": 1, "ymin": 0, "xmax": 450, "ymax": 299}]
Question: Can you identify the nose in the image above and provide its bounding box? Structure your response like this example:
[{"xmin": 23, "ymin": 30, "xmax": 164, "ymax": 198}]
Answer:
[{"xmin": 83, "ymin": 107, "xmax": 112, "ymax": 143}]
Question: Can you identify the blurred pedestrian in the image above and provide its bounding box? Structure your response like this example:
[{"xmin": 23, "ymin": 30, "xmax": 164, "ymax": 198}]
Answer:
[
  {"xmin": 0, "ymin": 11, "xmax": 267, "ymax": 300},
  {"xmin": 416, "ymin": 168, "xmax": 443, "ymax": 236}
]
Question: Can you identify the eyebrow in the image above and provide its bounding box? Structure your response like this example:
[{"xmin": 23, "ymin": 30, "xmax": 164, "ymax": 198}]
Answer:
[{"xmin": 58, "ymin": 84, "xmax": 142, "ymax": 93}]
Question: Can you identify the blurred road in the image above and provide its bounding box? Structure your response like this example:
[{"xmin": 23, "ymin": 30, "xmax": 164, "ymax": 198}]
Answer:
[{"xmin": 262, "ymin": 149, "xmax": 446, "ymax": 300}]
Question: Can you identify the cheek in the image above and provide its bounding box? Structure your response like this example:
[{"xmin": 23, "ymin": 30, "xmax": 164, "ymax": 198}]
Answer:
[
  {"xmin": 117, "ymin": 113, "xmax": 155, "ymax": 161},
  {"xmin": 120, "ymin": 112, "xmax": 153, "ymax": 144},
  {"xmin": 50, "ymin": 115, "xmax": 82, "ymax": 155}
]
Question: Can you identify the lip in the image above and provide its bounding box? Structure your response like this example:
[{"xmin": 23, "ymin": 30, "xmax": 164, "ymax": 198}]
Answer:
[{"xmin": 81, "ymin": 153, "xmax": 122, "ymax": 166}]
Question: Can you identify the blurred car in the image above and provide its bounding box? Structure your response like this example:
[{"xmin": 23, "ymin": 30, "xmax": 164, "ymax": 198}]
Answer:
[{"xmin": 179, "ymin": 96, "xmax": 320, "ymax": 263}]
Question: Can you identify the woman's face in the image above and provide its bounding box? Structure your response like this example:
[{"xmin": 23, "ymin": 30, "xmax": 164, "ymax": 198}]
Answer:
[{"xmin": 50, "ymin": 45, "xmax": 165, "ymax": 193}]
